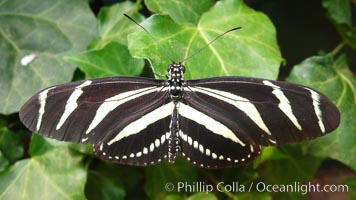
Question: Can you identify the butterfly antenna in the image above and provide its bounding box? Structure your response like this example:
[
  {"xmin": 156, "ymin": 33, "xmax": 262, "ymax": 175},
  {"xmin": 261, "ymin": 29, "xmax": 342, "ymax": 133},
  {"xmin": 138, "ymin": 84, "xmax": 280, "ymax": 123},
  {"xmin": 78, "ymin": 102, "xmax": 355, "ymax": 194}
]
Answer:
[
  {"xmin": 124, "ymin": 14, "xmax": 175, "ymax": 63},
  {"xmin": 180, "ymin": 27, "xmax": 242, "ymax": 63}
]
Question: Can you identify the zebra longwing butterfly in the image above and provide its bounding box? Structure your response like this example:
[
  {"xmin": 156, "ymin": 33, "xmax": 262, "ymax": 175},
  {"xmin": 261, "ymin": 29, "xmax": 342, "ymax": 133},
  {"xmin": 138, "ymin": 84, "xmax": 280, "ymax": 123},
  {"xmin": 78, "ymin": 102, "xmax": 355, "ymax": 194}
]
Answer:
[{"xmin": 19, "ymin": 16, "xmax": 340, "ymax": 169}]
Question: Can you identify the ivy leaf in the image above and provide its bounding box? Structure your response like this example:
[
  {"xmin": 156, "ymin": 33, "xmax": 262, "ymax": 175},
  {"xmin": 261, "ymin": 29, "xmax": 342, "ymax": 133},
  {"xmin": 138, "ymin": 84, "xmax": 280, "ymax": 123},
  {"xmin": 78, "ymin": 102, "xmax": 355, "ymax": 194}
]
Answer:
[
  {"xmin": 0, "ymin": 0, "xmax": 97, "ymax": 114},
  {"xmin": 257, "ymin": 145, "xmax": 323, "ymax": 184},
  {"xmin": 187, "ymin": 193, "xmax": 217, "ymax": 200},
  {"xmin": 322, "ymin": 0, "xmax": 356, "ymax": 49},
  {"xmin": 0, "ymin": 151, "xmax": 9, "ymax": 172},
  {"xmin": 322, "ymin": 0, "xmax": 351, "ymax": 25},
  {"xmin": 28, "ymin": 133, "xmax": 92, "ymax": 157},
  {"xmin": 66, "ymin": 2, "xmax": 145, "ymax": 78},
  {"xmin": 164, "ymin": 194, "xmax": 184, "ymax": 200},
  {"xmin": 0, "ymin": 137, "xmax": 87, "ymax": 200},
  {"xmin": 128, "ymin": 0, "xmax": 282, "ymax": 80},
  {"xmin": 344, "ymin": 177, "xmax": 356, "ymax": 199},
  {"xmin": 90, "ymin": 1, "xmax": 144, "ymax": 49},
  {"xmin": 145, "ymin": 157, "xmax": 197, "ymax": 200},
  {"xmin": 237, "ymin": 192, "xmax": 271, "ymax": 200},
  {"xmin": 85, "ymin": 162, "xmax": 126, "ymax": 200},
  {"xmin": 0, "ymin": 120, "xmax": 24, "ymax": 164},
  {"xmin": 145, "ymin": 0, "xmax": 214, "ymax": 24},
  {"xmin": 257, "ymin": 145, "xmax": 323, "ymax": 200},
  {"xmin": 258, "ymin": 147, "xmax": 288, "ymax": 163},
  {"xmin": 65, "ymin": 42, "xmax": 144, "ymax": 78},
  {"xmin": 287, "ymin": 54, "xmax": 356, "ymax": 169}
]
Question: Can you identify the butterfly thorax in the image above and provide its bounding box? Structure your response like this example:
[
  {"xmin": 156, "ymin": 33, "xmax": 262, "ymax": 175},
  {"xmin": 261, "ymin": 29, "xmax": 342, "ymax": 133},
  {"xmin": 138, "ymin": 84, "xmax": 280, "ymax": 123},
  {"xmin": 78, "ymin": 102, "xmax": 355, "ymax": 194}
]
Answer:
[
  {"xmin": 167, "ymin": 63, "xmax": 185, "ymax": 100},
  {"xmin": 166, "ymin": 63, "xmax": 185, "ymax": 163}
]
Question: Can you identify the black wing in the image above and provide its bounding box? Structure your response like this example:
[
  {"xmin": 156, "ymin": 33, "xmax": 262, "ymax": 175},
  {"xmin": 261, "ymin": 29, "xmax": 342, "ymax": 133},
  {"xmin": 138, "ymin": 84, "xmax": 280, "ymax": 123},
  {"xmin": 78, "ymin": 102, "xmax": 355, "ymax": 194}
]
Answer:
[
  {"xmin": 19, "ymin": 76, "xmax": 172, "ymax": 166},
  {"xmin": 179, "ymin": 76, "xmax": 339, "ymax": 168}
]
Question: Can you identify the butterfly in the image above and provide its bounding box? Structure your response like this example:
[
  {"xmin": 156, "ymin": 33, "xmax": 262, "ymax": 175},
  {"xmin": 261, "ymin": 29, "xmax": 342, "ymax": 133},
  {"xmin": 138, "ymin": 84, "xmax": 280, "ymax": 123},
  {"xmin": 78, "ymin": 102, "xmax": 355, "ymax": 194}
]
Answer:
[{"xmin": 19, "ymin": 15, "xmax": 340, "ymax": 168}]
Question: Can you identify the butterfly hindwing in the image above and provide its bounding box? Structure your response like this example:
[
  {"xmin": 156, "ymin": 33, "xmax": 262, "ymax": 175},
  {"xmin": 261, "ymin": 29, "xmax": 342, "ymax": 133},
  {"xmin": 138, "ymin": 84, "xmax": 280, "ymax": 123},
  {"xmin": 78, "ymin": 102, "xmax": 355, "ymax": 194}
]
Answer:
[
  {"xmin": 178, "ymin": 96, "xmax": 262, "ymax": 168},
  {"xmin": 93, "ymin": 100, "xmax": 173, "ymax": 166}
]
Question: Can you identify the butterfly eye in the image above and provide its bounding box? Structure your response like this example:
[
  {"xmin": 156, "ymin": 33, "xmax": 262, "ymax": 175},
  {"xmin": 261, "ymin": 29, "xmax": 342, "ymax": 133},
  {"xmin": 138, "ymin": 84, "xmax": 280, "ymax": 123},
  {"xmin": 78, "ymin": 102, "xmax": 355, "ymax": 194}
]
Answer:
[{"xmin": 180, "ymin": 65, "xmax": 185, "ymax": 73}]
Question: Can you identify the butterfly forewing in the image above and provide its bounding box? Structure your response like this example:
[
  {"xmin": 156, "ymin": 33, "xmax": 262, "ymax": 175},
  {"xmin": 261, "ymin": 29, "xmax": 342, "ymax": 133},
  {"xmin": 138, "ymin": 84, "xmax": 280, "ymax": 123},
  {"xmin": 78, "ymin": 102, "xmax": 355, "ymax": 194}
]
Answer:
[
  {"xmin": 185, "ymin": 77, "xmax": 340, "ymax": 146},
  {"xmin": 20, "ymin": 77, "xmax": 172, "ymax": 166}
]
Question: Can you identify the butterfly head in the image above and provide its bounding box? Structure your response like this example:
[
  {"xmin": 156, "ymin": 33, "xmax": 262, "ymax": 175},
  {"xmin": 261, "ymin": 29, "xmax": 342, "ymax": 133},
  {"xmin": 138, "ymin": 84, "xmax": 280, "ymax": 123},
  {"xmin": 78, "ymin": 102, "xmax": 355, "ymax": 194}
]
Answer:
[
  {"xmin": 167, "ymin": 63, "xmax": 185, "ymax": 98},
  {"xmin": 168, "ymin": 63, "xmax": 185, "ymax": 76}
]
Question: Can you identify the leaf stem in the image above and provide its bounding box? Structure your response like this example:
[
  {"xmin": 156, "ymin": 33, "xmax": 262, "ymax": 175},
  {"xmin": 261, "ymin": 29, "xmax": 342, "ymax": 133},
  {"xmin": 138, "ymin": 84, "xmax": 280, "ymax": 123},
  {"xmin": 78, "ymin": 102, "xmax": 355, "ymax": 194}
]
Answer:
[
  {"xmin": 84, "ymin": 155, "xmax": 93, "ymax": 171},
  {"xmin": 331, "ymin": 42, "xmax": 345, "ymax": 56}
]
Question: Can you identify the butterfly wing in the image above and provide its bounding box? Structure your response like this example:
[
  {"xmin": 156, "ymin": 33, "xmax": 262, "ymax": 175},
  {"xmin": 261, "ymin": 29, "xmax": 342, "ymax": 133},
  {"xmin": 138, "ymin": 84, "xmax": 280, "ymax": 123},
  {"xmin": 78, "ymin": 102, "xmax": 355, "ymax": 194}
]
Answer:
[
  {"xmin": 178, "ymin": 76, "xmax": 339, "ymax": 168},
  {"xmin": 19, "ymin": 76, "xmax": 172, "ymax": 166}
]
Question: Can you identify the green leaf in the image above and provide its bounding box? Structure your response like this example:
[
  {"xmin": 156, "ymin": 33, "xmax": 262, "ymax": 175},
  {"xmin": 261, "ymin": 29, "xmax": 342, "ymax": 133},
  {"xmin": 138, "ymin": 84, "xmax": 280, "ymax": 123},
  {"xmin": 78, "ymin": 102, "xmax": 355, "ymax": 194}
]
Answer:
[
  {"xmin": 128, "ymin": 0, "xmax": 282, "ymax": 80},
  {"xmin": 0, "ymin": 121, "xmax": 24, "ymax": 164},
  {"xmin": 0, "ymin": 150, "xmax": 9, "ymax": 172},
  {"xmin": 253, "ymin": 147, "xmax": 288, "ymax": 167},
  {"xmin": 187, "ymin": 193, "xmax": 217, "ymax": 200},
  {"xmin": 145, "ymin": 0, "xmax": 214, "ymax": 24},
  {"xmin": 90, "ymin": 1, "xmax": 144, "ymax": 49},
  {"xmin": 334, "ymin": 25, "xmax": 356, "ymax": 49},
  {"xmin": 0, "ymin": 0, "xmax": 97, "ymax": 114},
  {"xmin": 237, "ymin": 192, "xmax": 271, "ymax": 200},
  {"xmin": 287, "ymin": 54, "xmax": 356, "ymax": 169},
  {"xmin": 164, "ymin": 194, "xmax": 184, "ymax": 200},
  {"xmin": 257, "ymin": 145, "xmax": 323, "ymax": 184},
  {"xmin": 145, "ymin": 157, "xmax": 198, "ymax": 200},
  {"xmin": 257, "ymin": 145, "xmax": 323, "ymax": 200},
  {"xmin": 322, "ymin": 0, "xmax": 356, "ymax": 49},
  {"xmin": 65, "ymin": 42, "xmax": 144, "ymax": 78},
  {"xmin": 344, "ymin": 177, "xmax": 356, "ymax": 199},
  {"xmin": 85, "ymin": 162, "xmax": 126, "ymax": 200},
  {"xmin": 28, "ymin": 133, "xmax": 92, "ymax": 157},
  {"xmin": 322, "ymin": 0, "xmax": 351, "ymax": 25},
  {"xmin": 0, "ymin": 138, "xmax": 87, "ymax": 200},
  {"xmin": 218, "ymin": 165, "xmax": 258, "ymax": 186}
]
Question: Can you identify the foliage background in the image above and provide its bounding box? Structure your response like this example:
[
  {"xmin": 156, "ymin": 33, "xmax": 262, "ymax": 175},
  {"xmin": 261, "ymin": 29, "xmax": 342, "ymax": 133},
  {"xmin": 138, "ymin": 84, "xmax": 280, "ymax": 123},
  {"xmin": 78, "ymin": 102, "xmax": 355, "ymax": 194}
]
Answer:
[{"xmin": 0, "ymin": 0, "xmax": 355, "ymax": 199}]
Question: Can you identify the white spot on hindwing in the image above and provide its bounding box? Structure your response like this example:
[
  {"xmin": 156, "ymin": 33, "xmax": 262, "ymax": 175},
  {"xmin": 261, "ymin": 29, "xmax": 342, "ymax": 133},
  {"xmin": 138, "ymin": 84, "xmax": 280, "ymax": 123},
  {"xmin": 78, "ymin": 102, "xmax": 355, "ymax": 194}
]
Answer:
[
  {"xmin": 179, "ymin": 130, "xmax": 262, "ymax": 167},
  {"xmin": 136, "ymin": 152, "xmax": 142, "ymax": 157},
  {"xmin": 193, "ymin": 141, "xmax": 198, "ymax": 149},
  {"xmin": 99, "ymin": 143, "xmax": 103, "ymax": 151},
  {"xmin": 143, "ymin": 148, "xmax": 148, "ymax": 154},
  {"xmin": 199, "ymin": 144, "xmax": 204, "ymax": 153},
  {"xmin": 150, "ymin": 143, "xmax": 154, "ymax": 152},
  {"xmin": 206, "ymin": 149, "xmax": 211, "ymax": 156},
  {"xmin": 155, "ymin": 139, "xmax": 160, "ymax": 148},
  {"xmin": 212, "ymin": 153, "xmax": 217, "ymax": 159}
]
